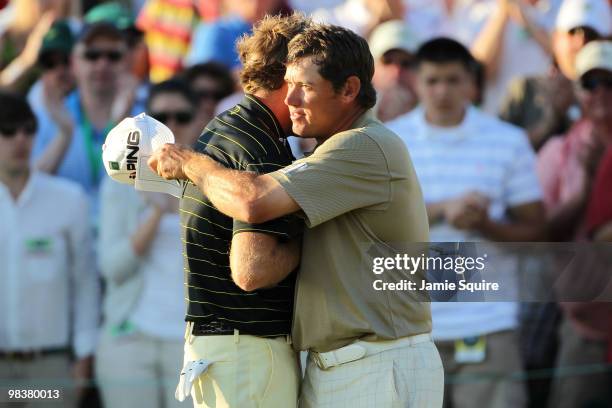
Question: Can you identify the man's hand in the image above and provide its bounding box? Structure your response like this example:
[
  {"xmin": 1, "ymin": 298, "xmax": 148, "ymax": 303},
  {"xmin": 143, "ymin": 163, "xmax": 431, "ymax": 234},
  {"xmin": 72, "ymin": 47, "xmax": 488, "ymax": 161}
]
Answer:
[
  {"xmin": 444, "ymin": 192, "xmax": 491, "ymax": 230},
  {"xmin": 148, "ymin": 143, "xmax": 194, "ymax": 181},
  {"xmin": 43, "ymin": 76, "xmax": 74, "ymax": 137},
  {"xmin": 72, "ymin": 355, "xmax": 93, "ymax": 400}
]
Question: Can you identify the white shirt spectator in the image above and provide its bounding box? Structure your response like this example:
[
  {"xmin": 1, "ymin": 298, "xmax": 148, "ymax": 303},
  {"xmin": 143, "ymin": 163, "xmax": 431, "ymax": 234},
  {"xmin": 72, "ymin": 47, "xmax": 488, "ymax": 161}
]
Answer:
[
  {"xmin": 0, "ymin": 171, "xmax": 100, "ymax": 357},
  {"xmin": 98, "ymin": 179, "xmax": 185, "ymax": 340},
  {"xmin": 388, "ymin": 105, "xmax": 542, "ymax": 340},
  {"xmin": 129, "ymin": 211, "xmax": 184, "ymax": 339}
]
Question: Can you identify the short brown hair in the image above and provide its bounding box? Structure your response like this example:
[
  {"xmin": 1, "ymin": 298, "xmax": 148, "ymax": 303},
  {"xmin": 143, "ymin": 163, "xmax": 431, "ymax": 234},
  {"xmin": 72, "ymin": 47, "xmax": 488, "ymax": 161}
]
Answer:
[
  {"xmin": 237, "ymin": 13, "xmax": 311, "ymax": 94},
  {"xmin": 287, "ymin": 24, "xmax": 376, "ymax": 109}
]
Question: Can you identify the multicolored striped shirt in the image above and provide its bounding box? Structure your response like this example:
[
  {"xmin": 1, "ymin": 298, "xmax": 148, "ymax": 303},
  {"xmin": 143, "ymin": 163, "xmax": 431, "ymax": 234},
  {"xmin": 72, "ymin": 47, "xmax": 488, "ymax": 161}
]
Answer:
[{"xmin": 136, "ymin": 0, "xmax": 197, "ymax": 83}]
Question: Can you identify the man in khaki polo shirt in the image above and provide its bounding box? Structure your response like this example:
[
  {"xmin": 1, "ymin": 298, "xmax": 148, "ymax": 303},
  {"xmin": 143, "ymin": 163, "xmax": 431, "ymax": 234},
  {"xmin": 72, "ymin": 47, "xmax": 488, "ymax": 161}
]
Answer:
[{"xmin": 150, "ymin": 23, "xmax": 444, "ymax": 407}]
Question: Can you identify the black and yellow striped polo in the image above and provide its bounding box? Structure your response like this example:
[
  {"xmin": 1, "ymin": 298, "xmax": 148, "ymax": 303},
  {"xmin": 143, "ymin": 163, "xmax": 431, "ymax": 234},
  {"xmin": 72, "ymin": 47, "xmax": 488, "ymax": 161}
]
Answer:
[{"xmin": 180, "ymin": 94, "xmax": 302, "ymax": 337}]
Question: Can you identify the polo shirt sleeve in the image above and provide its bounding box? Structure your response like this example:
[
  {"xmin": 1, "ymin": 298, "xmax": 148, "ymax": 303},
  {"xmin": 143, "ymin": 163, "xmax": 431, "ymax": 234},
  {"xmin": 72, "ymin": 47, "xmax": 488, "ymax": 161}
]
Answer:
[
  {"xmin": 586, "ymin": 149, "xmax": 612, "ymax": 235},
  {"xmin": 537, "ymin": 136, "xmax": 565, "ymax": 211},
  {"xmin": 269, "ymin": 130, "xmax": 391, "ymax": 228},
  {"xmin": 233, "ymin": 156, "xmax": 304, "ymax": 241},
  {"xmin": 504, "ymin": 130, "xmax": 543, "ymax": 207}
]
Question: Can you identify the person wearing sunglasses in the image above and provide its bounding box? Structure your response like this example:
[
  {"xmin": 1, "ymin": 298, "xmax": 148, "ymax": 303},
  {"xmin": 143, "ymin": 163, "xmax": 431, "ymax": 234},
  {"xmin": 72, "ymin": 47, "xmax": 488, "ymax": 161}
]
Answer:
[
  {"xmin": 95, "ymin": 79, "xmax": 198, "ymax": 408},
  {"xmin": 0, "ymin": 91, "xmax": 100, "ymax": 407},
  {"xmin": 368, "ymin": 20, "xmax": 420, "ymax": 123},
  {"xmin": 147, "ymin": 79, "xmax": 201, "ymax": 147},
  {"xmin": 31, "ymin": 21, "xmax": 144, "ymax": 226},
  {"xmin": 538, "ymin": 40, "xmax": 612, "ymax": 408},
  {"xmin": 181, "ymin": 62, "xmax": 236, "ymax": 130}
]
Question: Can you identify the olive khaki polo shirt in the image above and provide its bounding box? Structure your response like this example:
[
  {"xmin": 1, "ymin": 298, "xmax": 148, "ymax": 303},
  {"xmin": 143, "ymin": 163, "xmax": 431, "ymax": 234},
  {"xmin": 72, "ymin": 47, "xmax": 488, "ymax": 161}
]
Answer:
[{"xmin": 270, "ymin": 110, "xmax": 431, "ymax": 352}]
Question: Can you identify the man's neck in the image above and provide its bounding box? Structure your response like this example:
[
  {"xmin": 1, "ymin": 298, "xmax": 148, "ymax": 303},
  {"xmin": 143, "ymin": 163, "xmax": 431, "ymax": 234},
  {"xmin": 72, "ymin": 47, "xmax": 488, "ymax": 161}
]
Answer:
[
  {"xmin": 80, "ymin": 89, "xmax": 114, "ymax": 130},
  {"xmin": 325, "ymin": 105, "xmax": 367, "ymax": 140},
  {"xmin": 425, "ymin": 106, "xmax": 466, "ymax": 127},
  {"xmin": 0, "ymin": 168, "xmax": 30, "ymax": 201},
  {"xmin": 252, "ymin": 89, "xmax": 291, "ymax": 135}
]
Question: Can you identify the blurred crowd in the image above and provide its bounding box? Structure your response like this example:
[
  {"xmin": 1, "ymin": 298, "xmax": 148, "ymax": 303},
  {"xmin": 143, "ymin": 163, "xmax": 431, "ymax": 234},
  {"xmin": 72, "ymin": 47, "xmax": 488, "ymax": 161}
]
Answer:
[{"xmin": 0, "ymin": 0, "xmax": 611, "ymax": 407}]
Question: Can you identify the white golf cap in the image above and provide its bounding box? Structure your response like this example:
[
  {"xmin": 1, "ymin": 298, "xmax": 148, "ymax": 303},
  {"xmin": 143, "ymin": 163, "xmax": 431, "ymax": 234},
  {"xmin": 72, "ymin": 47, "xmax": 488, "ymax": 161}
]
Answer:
[
  {"xmin": 368, "ymin": 20, "xmax": 420, "ymax": 61},
  {"xmin": 555, "ymin": 0, "xmax": 611, "ymax": 36},
  {"xmin": 102, "ymin": 113, "xmax": 184, "ymax": 197},
  {"xmin": 575, "ymin": 40, "xmax": 612, "ymax": 78}
]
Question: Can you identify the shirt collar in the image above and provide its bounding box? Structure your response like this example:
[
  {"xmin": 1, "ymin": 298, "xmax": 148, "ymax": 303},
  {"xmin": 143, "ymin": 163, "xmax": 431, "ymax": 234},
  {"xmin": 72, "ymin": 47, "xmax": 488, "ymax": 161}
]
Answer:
[
  {"xmin": 0, "ymin": 170, "xmax": 38, "ymax": 207},
  {"xmin": 240, "ymin": 94, "xmax": 286, "ymax": 141},
  {"xmin": 415, "ymin": 104, "xmax": 476, "ymax": 141},
  {"xmin": 350, "ymin": 109, "xmax": 378, "ymax": 129}
]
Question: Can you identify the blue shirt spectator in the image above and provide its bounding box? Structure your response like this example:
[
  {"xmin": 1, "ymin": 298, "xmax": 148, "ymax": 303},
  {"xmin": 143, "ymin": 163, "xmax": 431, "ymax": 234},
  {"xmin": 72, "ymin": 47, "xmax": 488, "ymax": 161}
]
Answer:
[
  {"xmin": 31, "ymin": 90, "xmax": 144, "ymax": 223},
  {"xmin": 185, "ymin": 17, "xmax": 251, "ymax": 69}
]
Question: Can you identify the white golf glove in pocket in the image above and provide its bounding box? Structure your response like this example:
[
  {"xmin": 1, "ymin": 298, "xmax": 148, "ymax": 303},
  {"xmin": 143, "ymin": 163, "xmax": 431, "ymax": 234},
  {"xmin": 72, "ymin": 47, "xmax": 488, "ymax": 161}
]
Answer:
[{"xmin": 175, "ymin": 359, "xmax": 213, "ymax": 402}]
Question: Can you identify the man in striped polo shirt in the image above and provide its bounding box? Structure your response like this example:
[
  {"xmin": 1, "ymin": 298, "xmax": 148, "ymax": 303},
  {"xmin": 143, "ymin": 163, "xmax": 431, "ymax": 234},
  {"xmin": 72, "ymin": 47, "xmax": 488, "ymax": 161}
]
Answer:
[
  {"xmin": 175, "ymin": 14, "xmax": 310, "ymax": 408},
  {"xmin": 387, "ymin": 38, "xmax": 546, "ymax": 408}
]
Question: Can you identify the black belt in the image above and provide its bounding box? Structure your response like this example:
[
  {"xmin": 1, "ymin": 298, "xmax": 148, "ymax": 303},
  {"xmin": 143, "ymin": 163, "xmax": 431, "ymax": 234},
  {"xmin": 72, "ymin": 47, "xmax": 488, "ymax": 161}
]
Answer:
[
  {"xmin": 192, "ymin": 321, "xmax": 237, "ymax": 336},
  {"xmin": 190, "ymin": 322, "xmax": 288, "ymax": 338},
  {"xmin": 0, "ymin": 348, "xmax": 69, "ymax": 361}
]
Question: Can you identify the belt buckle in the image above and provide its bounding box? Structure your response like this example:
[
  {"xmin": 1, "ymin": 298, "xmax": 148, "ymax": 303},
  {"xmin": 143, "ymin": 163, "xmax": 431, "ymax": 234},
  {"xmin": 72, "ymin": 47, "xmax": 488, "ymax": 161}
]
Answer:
[
  {"xmin": 312, "ymin": 352, "xmax": 329, "ymax": 370},
  {"xmin": 6, "ymin": 351, "xmax": 35, "ymax": 361}
]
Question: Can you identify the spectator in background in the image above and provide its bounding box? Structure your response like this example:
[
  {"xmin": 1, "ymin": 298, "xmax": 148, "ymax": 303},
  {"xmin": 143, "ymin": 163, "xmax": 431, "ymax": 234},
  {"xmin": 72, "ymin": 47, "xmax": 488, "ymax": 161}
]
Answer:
[
  {"xmin": 136, "ymin": 0, "xmax": 198, "ymax": 83},
  {"xmin": 502, "ymin": 4, "xmax": 610, "ymax": 406},
  {"xmin": 500, "ymin": 0, "xmax": 611, "ymax": 150},
  {"xmin": 27, "ymin": 20, "xmax": 76, "ymax": 131},
  {"xmin": 85, "ymin": 1, "xmax": 149, "ymax": 85},
  {"xmin": 403, "ymin": 0, "xmax": 562, "ymax": 112},
  {"xmin": 84, "ymin": 1, "xmax": 150, "ymax": 118},
  {"xmin": 311, "ymin": 0, "xmax": 404, "ymax": 38},
  {"xmin": 186, "ymin": 0, "xmax": 291, "ymax": 72},
  {"xmin": 96, "ymin": 79, "xmax": 199, "ymax": 408},
  {"xmin": 552, "ymin": 0, "xmax": 611, "ymax": 82},
  {"xmin": 0, "ymin": 9, "xmax": 55, "ymax": 91},
  {"xmin": 31, "ymin": 21, "xmax": 142, "ymax": 225},
  {"xmin": 0, "ymin": 0, "xmax": 78, "ymax": 91},
  {"xmin": 181, "ymin": 62, "xmax": 236, "ymax": 129},
  {"xmin": 540, "ymin": 41, "xmax": 612, "ymax": 408},
  {"xmin": 538, "ymin": 40, "xmax": 612, "ymax": 242},
  {"xmin": 585, "ymin": 149, "xmax": 612, "ymax": 241},
  {"xmin": 388, "ymin": 38, "xmax": 545, "ymax": 408},
  {"xmin": 0, "ymin": 91, "xmax": 99, "ymax": 407},
  {"xmin": 403, "ymin": 0, "xmax": 479, "ymax": 40},
  {"xmin": 469, "ymin": 0, "xmax": 562, "ymax": 114},
  {"xmin": 368, "ymin": 20, "xmax": 420, "ymax": 122}
]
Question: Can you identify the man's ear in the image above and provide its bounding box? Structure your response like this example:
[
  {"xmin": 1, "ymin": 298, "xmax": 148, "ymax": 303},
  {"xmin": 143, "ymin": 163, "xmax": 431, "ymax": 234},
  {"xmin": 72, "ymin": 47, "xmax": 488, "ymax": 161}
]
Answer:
[{"xmin": 341, "ymin": 76, "xmax": 361, "ymax": 103}]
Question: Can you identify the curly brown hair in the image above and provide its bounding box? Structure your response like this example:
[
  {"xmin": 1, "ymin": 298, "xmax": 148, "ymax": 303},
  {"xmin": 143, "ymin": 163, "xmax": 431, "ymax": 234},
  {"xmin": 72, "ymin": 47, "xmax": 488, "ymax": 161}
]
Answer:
[{"xmin": 237, "ymin": 13, "xmax": 311, "ymax": 94}]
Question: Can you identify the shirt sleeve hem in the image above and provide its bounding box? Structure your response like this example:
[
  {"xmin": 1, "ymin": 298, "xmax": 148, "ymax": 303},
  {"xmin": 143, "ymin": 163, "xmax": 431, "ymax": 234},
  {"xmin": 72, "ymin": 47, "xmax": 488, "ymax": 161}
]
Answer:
[{"xmin": 269, "ymin": 171, "xmax": 321, "ymax": 228}]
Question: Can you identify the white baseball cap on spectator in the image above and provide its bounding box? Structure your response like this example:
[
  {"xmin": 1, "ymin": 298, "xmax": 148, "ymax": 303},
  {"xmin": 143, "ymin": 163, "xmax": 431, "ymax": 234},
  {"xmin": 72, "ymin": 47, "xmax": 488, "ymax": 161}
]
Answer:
[
  {"xmin": 102, "ymin": 113, "xmax": 184, "ymax": 196},
  {"xmin": 368, "ymin": 20, "xmax": 420, "ymax": 61},
  {"xmin": 555, "ymin": 0, "xmax": 611, "ymax": 36},
  {"xmin": 575, "ymin": 40, "xmax": 612, "ymax": 78}
]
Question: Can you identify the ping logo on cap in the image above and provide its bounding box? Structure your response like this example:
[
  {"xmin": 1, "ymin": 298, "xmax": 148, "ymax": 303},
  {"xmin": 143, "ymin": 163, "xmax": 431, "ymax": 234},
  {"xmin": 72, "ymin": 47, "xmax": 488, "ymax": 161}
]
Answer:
[{"xmin": 126, "ymin": 130, "xmax": 140, "ymax": 171}]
